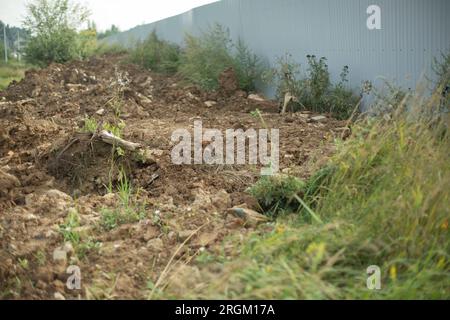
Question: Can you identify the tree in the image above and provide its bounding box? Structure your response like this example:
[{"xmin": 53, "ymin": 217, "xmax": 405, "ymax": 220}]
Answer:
[
  {"xmin": 97, "ymin": 24, "xmax": 120, "ymax": 40},
  {"xmin": 23, "ymin": 0, "xmax": 90, "ymax": 66}
]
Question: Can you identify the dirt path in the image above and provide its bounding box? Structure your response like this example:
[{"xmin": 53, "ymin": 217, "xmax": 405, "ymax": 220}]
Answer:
[{"xmin": 0, "ymin": 54, "xmax": 346, "ymax": 299}]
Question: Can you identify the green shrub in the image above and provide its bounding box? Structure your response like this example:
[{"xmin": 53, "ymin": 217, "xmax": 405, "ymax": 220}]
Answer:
[
  {"xmin": 262, "ymin": 53, "xmax": 303, "ymax": 105},
  {"xmin": 247, "ymin": 174, "xmax": 305, "ymax": 218},
  {"xmin": 94, "ymin": 42, "xmax": 128, "ymax": 56},
  {"xmin": 25, "ymin": 28, "xmax": 78, "ymax": 66},
  {"xmin": 180, "ymin": 23, "xmax": 264, "ymax": 91},
  {"xmin": 23, "ymin": 0, "xmax": 90, "ymax": 66},
  {"xmin": 233, "ymin": 39, "xmax": 265, "ymax": 92},
  {"xmin": 306, "ymin": 55, "xmax": 331, "ymax": 106},
  {"xmin": 432, "ymin": 50, "xmax": 450, "ymax": 109},
  {"xmin": 97, "ymin": 24, "xmax": 120, "ymax": 40},
  {"xmin": 129, "ymin": 31, "xmax": 180, "ymax": 74},
  {"xmin": 100, "ymin": 171, "xmax": 146, "ymax": 231},
  {"xmin": 329, "ymin": 66, "xmax": 361, "ymax": 118},
  {"xmin": 369, "ymin": 80, "xmax": 408, "ymax": 118},
  {"xmin": 180, "ymin": 24, "xmax": 234, "ymax": 90},
  {"xmin": 76, "ymin": 27, "xmax": 98, "ymax": 59},
  {"xmin": 265, "ymin": 54, "xmax": 360, "ymax": 119}
]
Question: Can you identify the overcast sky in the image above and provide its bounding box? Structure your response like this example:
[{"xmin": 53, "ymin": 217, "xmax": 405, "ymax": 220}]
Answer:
[{"xmin": 0, "ymin": 0, "xmax": 218, "ymax": 31}]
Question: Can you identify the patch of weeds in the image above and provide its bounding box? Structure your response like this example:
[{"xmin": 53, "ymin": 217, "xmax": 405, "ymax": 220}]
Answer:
[
  {"xmin": 264, "ymin": 53, "xmax": 360, "ymax": 119},
  {"xmin": 82, "ymin": 116, "xmax": 98, "ymax": 134},
  {"xmin": 76, "ymin": 239, "xmax": 102, "ymax": 260},
  {"xmin": 59, "ymin": 208, "xmax": 81, "ymax": 245},
  {"xmin": 0, "ymin": 60, "xmax": 33, "ymax": 90},
  {"xmin": 107, "ymin": 68, "xmax": 129, "ymax": 117},
  {"xmin": 100, "ymin": 170, "xmax": 147, "ymax": 231},
  {"xmin": 130, "ymin": 30, "xmax": 181, "ymax": 74},
  {"xmin": 59, "ymin": 208, "xmax": 101, "ymax": 259},
  {"xmin": 250, "ymin": 108, "xmax": 268, "ymax": 130},
  {"xmin": 180, "ymin": 23, "xmax": 265, "ymax": 91},
  {"xmin": 33, "ymin": 250, "xmax": 47, "ymax": 266},
  {"xmin": 102, "ymin": 121, "xmax": 126, "ymax": 157},
  {"xmin": 247, "ymin": 175, "xmax": 305, "ymax": 218},
  {"xmin": 302, "ymin": 165, "xmax": 337, "ymax": 207},
  {"xmin": 233, "ymin": 38, "xmax": 265, "ymax": 92},
  {"xmin": 102, "ymin": 120, "xmax": 125, "ymax": 138},
  {"xmin": 195, "ymin": 250, "xmax": 223, "ymax": 265},
  {"xmin": 262, "ymin": 53, "xmax": 302, "ymax": 106},
  {"xmin": 18, "ymin": 258, "xmax": 29, "ymax": 270}
]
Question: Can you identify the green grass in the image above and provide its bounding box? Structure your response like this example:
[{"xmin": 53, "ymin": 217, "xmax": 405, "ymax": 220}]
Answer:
[
  {"xmin": 0, "ymin": 60, "xmax": 32, "ymax": 90},
  {"xmin": 129, "ymin": 30, "xmax": 180, "ymax": 74},
  {"xmin": 59, "ymin": 207, "xmax": 101, "ymax": 260},
  {"xmin": 160, "ymin": 92, "xmax": 450, "ymax": 300},
  {"xmin": 179, "ymin": 23, "xmax": 265, "ymax": 92},
  {"xmin": 100, "ymin": 170, "xmax": 146, "ymax": 231},
  {"xmin": 247, "ymin": 175, "xmax": 305, "ymax": 218}
]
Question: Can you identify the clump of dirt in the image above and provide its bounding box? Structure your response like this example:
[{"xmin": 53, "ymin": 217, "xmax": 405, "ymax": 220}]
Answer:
[
  {"xmin": 218, "ymin": 67, "xmax": 239, "ymax": 95},
  {"xmin": 0, "ymin": 54, "xmax": 347, "ymax": 299}
]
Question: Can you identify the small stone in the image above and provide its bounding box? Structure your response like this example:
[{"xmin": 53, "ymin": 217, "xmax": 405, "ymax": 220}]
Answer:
[
  {"xmin": 96, "ymin": 108, "xmax": 105, "ymax": 115},
  {"xmin": 227, "ymin": 207, "xmax": 269, "ymax": 228},
  {"xmin": 143, "ymin": 226, "xmax": 159, "ymax": 242},
  {"xmin": 53, "ymin": 248, "xmax": 67, "ymax": 263},
  {"xmin": 204, "ymin": 101, "xmax": 217, "ymax": 107},
  {"xmin": 53, "ymin": 279, "xmax": 66, "ymax": 291},
  {"xmin": 147, "ymin": 238, "xmax": 164, "ymax": 252},
  {"xmin": 167, "ymin": 231, "xmax": 177, "ymax": 244},
  {"xmin": 309, "ymin": 115, "xmax": 327, "ymax": 123},
  {"xmin": 24, "ymin": 213, "xmax": 38, "ymax": 221},
  {"xmin": 298, "ymin": 113, "xmax": 311, "ymax": 119},
  {"xmin": 248, "ymin": 94, "xmax": 265, "ymax": 102},
  {"xmin": 211, "ymin": 189, "xmax": 231, "ymax": 212},
  {"xmin": 178, "ymin": 230, "xmax": 194, "ymax": 242},
  {"xmin": 54, "ymin": 292, "xmax": 66, "ymax": 300},
  {"xmin": 284, "ymin": 154, "xmax": 294, "ymax": 159},
  {"xmin": 45, "ymin": 229, "xmax": 57, "ymax": 238},
  {"xmin": 45, "ymin": 189, "xmax": 73, "ymax": 202},
  {"xmin": 63, "ymin": 242, "xmax": 74, "ymax": 255},
  {"xmin": 36, "ymin": 280, "xmax": 48, "ymax": 290}
]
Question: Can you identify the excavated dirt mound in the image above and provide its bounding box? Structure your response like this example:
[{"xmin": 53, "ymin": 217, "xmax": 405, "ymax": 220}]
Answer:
[{"xmin": 0, "ymin": 54, "xmax": 347, "ymax": 299}]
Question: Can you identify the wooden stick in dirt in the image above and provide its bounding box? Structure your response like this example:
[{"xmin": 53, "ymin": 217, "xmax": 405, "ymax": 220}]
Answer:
[{"xmin": 99, "ymin": 130, "xmax": 142, "ymax": 151}]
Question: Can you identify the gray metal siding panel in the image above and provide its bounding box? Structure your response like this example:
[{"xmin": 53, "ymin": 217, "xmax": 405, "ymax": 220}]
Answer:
[{"xmin": 109, "ymin": 0, "xmax": 450, "ymax": 98}]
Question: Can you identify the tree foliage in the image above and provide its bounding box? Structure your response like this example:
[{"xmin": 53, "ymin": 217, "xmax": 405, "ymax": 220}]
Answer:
[{"xmin": 23, "ymin": 0, "xmax": 90, "ymax": 66}]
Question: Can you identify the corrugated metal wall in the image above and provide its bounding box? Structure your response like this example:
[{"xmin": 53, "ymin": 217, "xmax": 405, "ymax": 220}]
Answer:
[{"xmin": 109, "ymin": 0, "xmax": 450, "ymax": 99}]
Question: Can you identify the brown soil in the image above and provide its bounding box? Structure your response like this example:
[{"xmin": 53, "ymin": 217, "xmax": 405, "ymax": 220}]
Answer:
[{"xmin": 0, "ymin": 54, "xmax": 346, "ymax": 299}]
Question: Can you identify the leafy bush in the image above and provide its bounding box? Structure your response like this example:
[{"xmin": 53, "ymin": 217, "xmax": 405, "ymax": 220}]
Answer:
[
  {"xmin": 76, "ymin": 28, "xmax": 97, "ymax": 60},
  {"xmin": 265, "ymin": 54, "xmax": 360, "ymax": 119},
  {"xmin": 180, "ymin": 23, "xmax": 264, "ymax": 91},
  {"xmin": 368, "ymin": 81, "xmax": 408, "ymax": 118},
  {"xmin": 129, "ymin": 31, "xmax": 180, "ymax": 74},
  {"xmin": 432, "ymin": 50, "xmax": 450, "ymax": 109},
  {"xmin": 262, "ymin": 53, "xmax": 303, "ymax": 104},
  {"xmin": 329, "ymin": 66, "xmax": 361, "ymax": 118},
  {"xmin": 247, "ymin": 174, "xmax": 305, "ymax": 218},
  {"xmin": 97, "ymin": 24, "xmax": 120, "ymax": 40},
  {"xmin": 23, "ymin": 0, "xmax": 90, "ymax": 66},
  {"xmin": 100, "ymin": 171, "xmax": 146, "ymax": 231},
  {"xmin": 233, "ymin": 39, "xmax": 265, "ymax": 91},
  {"xmin": 94, "ymin": 42, "xmax": 128, "ymax": 56}
]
